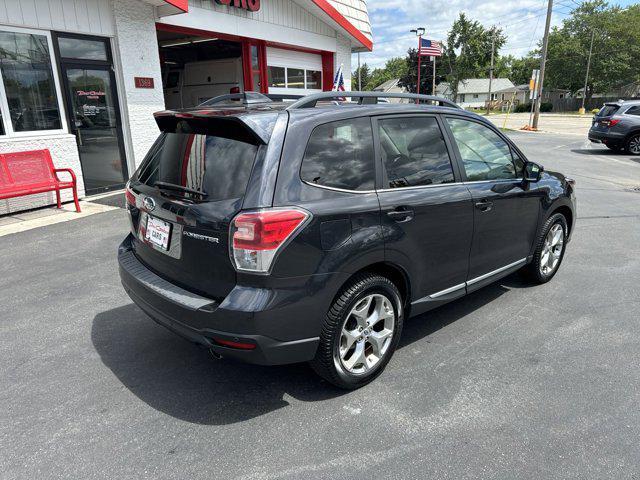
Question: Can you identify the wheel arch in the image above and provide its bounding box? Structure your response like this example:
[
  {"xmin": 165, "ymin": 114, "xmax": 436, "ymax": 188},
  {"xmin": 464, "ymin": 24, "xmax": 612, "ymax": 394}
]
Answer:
[
  {"xmin": 337, "ymin": 262, "xmax": 412, "ymax": 315},
  {"xmin": 550, "ymin": 204, "xmax": 574, "ymax": 235}
]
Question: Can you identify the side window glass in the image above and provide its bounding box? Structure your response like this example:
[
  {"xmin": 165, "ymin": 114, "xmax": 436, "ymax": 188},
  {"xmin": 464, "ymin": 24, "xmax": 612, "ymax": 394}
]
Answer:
[
  {"xmin": 511, "ymin": 149, "xmax": 526, "ymax": 177},
  {"xmin": 301, "ymin": 117, "xmax": 375, "ymax": 191},
  {"xmin": 626, "ymin": 106, "xmax": 640, "ymax": 116},
  {"xmin": 446, "ymin": 118, "xmax": 518, "ymax": 181},
  {"xmin": 378, "ymin": 116, "xmax": 454, "ymax": 188}
]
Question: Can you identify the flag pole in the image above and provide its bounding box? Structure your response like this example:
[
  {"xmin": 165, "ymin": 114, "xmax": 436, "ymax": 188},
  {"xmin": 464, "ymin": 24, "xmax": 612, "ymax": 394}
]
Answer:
[
  {"xmin": 416, "ymin": 33, "xmax": 422, "ymax": 96},
  {"xmin": 432, "ymin": 55, "xmax": 436, "ymax": 95}
]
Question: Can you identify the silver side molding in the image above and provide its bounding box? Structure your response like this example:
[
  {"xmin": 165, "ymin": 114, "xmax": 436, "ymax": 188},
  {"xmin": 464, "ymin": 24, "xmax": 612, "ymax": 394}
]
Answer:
[
  {"xmin": 417, "ymin": 257, "xmax": 529, "ymax": 304},
  {"xmin": 466, "ymin": 258, "xmax": 528, "ymax": 286}
]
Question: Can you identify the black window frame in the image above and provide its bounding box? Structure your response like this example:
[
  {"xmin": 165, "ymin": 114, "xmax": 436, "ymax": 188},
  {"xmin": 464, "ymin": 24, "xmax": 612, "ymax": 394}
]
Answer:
[
  {"xmin": 371, "ymin": 113, "xmax": 461, "ymax": 190},
  {"xmin": 442, "ymin": 114, "xmax": 529, "ymax": 183}
]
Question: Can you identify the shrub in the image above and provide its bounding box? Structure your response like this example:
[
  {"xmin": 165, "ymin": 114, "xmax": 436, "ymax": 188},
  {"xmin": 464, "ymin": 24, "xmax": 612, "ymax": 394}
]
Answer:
[
  {"xmin": 513, "ymin": 102, "xmax": 553, "ymax": 113},
  {"xmin": 540, "ymin": 102, "xmax": 553, "ymax": 112},
  {"xmin": 515, "ymin": 103, "xmax": 532, "ymax": 113}
]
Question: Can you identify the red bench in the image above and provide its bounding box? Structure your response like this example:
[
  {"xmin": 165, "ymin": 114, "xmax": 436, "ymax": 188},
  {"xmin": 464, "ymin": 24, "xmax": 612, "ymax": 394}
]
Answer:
[{"xmin": 0, "ymin": 149, "xmax": 80, "ymax": 213}]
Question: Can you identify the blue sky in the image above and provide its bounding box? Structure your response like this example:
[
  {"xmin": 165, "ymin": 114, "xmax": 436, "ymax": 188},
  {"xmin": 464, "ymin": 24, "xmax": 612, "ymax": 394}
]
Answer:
[{"xmin": 354, "ymin": 0, "xmax": 635, "ymax": 70}]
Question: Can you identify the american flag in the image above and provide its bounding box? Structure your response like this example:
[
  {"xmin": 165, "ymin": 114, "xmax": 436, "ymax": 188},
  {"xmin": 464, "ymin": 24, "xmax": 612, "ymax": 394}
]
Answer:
[
  {"xmin": 332, "ymin": 65, "xmax": 345, "ymax": 91},
  {"xmin": 419, "ymin": 38, "xmax": 442, "ymax": 57}
]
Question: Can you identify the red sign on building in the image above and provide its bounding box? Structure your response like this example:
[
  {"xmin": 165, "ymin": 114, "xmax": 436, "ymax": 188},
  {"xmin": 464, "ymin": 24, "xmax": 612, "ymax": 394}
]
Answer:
[
  {"xmin": 215, "ymin": 0, "xmax": 261, "ymax": 12},
  {"xmin": 134, "ymin": 77, "xmax": 155, "ymax": 89}
]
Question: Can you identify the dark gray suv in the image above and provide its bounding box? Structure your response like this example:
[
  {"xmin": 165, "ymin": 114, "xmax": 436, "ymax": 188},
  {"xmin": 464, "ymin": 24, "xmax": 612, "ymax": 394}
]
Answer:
[
  {"xmin": 588, "ymin": 100, "xmax": 640, "ymax": 155},
  {"xmin": 119, "ymin": 92, "xmax": 576, "ymax": 389}
]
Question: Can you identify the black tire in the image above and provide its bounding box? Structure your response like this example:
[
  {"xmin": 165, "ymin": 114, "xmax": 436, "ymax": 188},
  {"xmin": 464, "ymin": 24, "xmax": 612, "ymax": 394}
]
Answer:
[
  {"xmin": 524, "ymin": 213, "xmax": 568, "ymax": 284},
  {"xmin": 310, "ymin": 273, "xmax": 403, "ymax": 389},
  {"xmin": 625, "ymin": 133, "xmax": 640, "ymax": 156}
]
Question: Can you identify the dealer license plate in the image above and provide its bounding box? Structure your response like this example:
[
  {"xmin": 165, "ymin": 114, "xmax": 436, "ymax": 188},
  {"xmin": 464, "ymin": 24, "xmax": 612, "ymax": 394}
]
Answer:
[{"xmin": 145, "ymin": 216, "xmax": 172, "ymax": 250}]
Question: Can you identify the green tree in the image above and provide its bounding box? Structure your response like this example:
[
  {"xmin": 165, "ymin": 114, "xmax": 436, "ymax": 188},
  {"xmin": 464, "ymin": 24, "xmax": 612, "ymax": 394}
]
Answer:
[
  {"xmin": 442, "ymin": 13, "xmax": 506, "ymax": 99},
  {"xmin": 351, "ymin": 63, "xmax": 371, "ymax": 90},
  {"xmin": 364, "ymin": 57, "xmax": 409, "ymax": 91},
  {"xmin": 544, "ymin": 1, "xmax": 640, "ymax": 98}
]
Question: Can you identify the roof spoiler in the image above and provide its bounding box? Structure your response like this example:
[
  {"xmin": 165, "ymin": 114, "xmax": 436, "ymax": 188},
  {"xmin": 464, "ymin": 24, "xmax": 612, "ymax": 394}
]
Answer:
[{"xmin": 153, "ymin": 110, "xmax": 277, "ymax": 145}]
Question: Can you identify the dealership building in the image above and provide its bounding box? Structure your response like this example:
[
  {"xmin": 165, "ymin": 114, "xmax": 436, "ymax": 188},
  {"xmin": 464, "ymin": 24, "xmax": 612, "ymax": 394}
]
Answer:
[{"xmin": 0, "ymin": 0, "xmax": 372, "ymax": 214}]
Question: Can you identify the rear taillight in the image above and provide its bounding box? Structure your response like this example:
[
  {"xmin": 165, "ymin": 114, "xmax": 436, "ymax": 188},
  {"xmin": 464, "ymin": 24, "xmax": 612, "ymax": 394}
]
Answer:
[
  {"xmin": 230, "ymin": 208, "xmax": 310, "ymax": 273},
  {"xmin": 603, "ymin": 118, "xmax": 621, "ymax": 127},
  {"xmin": 125, "ymin": 187, "xmax": 136, "ymax": 208}
]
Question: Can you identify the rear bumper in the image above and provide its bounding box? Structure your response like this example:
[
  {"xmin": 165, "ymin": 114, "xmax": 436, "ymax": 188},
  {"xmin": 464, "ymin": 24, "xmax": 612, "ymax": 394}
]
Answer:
[
  {"xmin": 118, "ymin": 235, "xmax": 326, "ymax": 365},
  {"xmin": 588, "ymin": 129, "xmax": 625, "ymax": 145}
]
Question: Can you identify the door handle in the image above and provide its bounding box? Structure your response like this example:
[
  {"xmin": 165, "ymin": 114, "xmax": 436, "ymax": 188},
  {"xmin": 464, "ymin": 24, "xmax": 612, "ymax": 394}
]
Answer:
[
  {"xmin": 475, "ymin": 200, "xmax": 494, "ymax": 212},
  {"xmin": 387, "ymin": 207, "xmax": 414, "ymax": 223}
]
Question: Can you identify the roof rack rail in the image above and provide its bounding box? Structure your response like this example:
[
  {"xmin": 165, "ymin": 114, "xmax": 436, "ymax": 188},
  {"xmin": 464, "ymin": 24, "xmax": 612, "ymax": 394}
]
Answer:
[
  {"xmin": 286, "ymin": 91, "xmax": 461, "ymax": 109},
  {"xmin": 198, "ymin": 92, "xmax": 272, "ymax": 107}
]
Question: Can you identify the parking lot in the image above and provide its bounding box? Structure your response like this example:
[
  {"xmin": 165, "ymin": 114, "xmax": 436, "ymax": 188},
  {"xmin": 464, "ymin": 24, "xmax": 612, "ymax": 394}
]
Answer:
[{"xmin": 2, "ymin": 132, "xmax": 640, "ymax": 479}]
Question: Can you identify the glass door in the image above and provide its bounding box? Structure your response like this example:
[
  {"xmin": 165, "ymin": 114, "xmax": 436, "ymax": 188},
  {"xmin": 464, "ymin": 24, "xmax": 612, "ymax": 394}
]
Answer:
[{"xmin": 55, "ymin": 34, "xmax": 128, "ymax": 194}]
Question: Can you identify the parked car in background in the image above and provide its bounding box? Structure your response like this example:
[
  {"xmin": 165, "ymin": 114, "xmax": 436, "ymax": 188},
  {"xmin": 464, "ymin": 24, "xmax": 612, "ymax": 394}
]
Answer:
[
  {"xmin": 119, "ymin": 92, "xmax": 576, "ymax": 389},
  {"xmin": 588, "ymin": 100, "xmax": 640, "ymax": 155}
]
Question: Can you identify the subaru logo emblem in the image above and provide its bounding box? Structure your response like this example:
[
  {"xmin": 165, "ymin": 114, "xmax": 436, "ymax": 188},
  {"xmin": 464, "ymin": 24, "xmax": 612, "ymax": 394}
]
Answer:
[{"xmin": 143, "ymin": 196, "xmax": 156, "ymax": 211}]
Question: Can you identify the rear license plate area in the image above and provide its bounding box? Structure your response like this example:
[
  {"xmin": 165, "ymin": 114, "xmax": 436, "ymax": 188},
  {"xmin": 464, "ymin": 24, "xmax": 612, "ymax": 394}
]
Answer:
[{"xmin": 145, "ymin": 215, "xmax": 172, "ymax": 251}]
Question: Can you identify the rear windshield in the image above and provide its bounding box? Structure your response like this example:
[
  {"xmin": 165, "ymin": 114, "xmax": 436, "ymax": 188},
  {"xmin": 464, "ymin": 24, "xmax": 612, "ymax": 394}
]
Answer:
[
  {"xmin": 598, "ymin": 105, "xmax": 620, "ymax": 117},
  {"xmin": 136, "ymin": 133, "xmax": 258, "ymax": 201}
]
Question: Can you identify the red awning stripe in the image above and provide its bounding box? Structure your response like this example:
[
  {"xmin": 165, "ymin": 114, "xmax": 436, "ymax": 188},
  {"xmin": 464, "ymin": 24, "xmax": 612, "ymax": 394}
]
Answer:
[{"xmin": 164, "ymin": 0, "xmax": 188, "ymax": 12}]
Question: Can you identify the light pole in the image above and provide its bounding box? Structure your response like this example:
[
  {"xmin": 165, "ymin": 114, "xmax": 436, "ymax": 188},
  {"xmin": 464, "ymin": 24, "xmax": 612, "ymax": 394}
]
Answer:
[
  {"xmin": 411, "ymin": 27, "xmax": 425, "ymax": 95},
  {"xmin": 532, "ymin": 0, "xmax": 553, "ymax": 130},
  {"xmin": 580, "ymin": 29, "xmax": 595, "ymax": 114}
]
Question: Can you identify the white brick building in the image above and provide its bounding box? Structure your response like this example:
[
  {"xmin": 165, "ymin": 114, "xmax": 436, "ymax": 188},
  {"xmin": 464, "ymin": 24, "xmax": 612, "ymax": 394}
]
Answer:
[{"xmin": 0, "ymin": 0, "xmax": 372, "ymax": 214}]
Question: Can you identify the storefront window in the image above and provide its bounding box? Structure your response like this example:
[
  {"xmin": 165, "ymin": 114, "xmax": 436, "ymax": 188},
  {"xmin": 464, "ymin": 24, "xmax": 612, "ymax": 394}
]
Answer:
[
  {"xmin": 306, "ymin": 70, "xmax": 321, "ymax": 89},
  {"xmin": 58, "ymin": 37, "xmax": 108, "ymax": 61},
  {"xmin": 0, "ymin": 30, "xmax": 62, "ymax": 133},
  {"xmin": 267, "ymin": 65, "xmax": 322, "ymax": 90},
  {"xmin": 268, "ymin": 66, "xmax": 286, "ymax": 88},
  {"xmin": 287, "ymin": 68, "xmax": 305, "ymax": 89}
]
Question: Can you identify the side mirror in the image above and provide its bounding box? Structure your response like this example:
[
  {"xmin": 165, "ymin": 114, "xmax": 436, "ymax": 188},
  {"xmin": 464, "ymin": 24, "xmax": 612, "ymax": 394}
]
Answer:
[{"xmin": 524, "ymin": 162, "xmax": 544, "ymax": 182}]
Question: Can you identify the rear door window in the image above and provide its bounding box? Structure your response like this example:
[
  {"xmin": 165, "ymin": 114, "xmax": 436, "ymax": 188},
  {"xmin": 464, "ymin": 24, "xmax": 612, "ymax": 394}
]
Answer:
[
  {"xmin": 625, "ymin": 106, "xmax": 640, "ymax": 116},
  {"xmin": 136, "ymin": 133, "xmax": 258, "ymax": 201},
  {"xmin": 300, "ymin": 117, "xmax": 375, "ymax": 191},
  {"xmin": 377, "ymin": 116, "xmax": 454, "ymax": 188}
]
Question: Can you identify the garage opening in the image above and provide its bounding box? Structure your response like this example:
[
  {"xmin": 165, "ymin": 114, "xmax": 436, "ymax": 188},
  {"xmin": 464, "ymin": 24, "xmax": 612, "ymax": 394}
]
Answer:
[
  {"xmin": 157, "ymin": 29, "xmax": 244, "ymax": 109},
  {"xmin": 157, "ymin": 27, "xmax": 329, "ymax": 108}
]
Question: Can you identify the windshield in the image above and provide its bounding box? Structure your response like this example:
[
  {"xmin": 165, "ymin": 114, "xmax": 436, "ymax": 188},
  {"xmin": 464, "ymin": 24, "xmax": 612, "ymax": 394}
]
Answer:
[{"xmin": 135, "ymin": 133, "xmax": 258, "ymax": 201}]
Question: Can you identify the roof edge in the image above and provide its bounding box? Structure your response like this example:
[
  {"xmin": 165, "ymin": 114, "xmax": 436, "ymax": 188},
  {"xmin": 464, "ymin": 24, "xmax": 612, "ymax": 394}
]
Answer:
[{"xmin": 310, "ymin": 0, "xmax": 373, "ymax": 51}]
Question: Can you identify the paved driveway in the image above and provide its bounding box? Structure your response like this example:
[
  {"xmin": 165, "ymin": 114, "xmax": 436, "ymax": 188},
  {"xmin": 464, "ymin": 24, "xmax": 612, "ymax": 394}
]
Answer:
[
  {"xmin": 487, "ymin": 113, "xmax": 594, "ymax": 136},
  {"xmin": 2, "ymin": 134, "xmax": 640, "ymax": 479}
]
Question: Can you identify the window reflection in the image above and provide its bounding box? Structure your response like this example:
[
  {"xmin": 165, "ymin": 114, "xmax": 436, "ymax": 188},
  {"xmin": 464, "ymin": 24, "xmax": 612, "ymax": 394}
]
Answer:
[
  {"xmin": 0, "ymin": 30, "xmax": 62, "ymax": 132},
  {"xmin": 301, "ymin": 117, "xmax": 375, "ymax": 191},
  {"xmin": 138, "ymin": 133, "xmax": 258, "ymax": 201},
  {"xmin": 447, "ymin": 118, "xmax": 518, "ymax": 181},
  {"xmin": 378, "ymin": 117, "xmax": 454, "ymax": 188}
]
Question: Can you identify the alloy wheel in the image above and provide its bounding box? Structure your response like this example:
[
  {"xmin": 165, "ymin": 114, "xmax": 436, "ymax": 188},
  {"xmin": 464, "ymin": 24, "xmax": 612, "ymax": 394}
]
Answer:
[
  {"xmin": 338, "ymin": 294, "xmax": 395, "ymax": 374},
  {"xmin": 540, "ymin": 223, "xmax": 565, "ymax": 276},
  {"xmin": 629, "ymin": 135, "xmax": 640, "ymax": 155}
]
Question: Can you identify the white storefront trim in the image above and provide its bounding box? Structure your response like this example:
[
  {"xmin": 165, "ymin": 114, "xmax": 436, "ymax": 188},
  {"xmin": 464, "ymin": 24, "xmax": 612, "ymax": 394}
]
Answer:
[{"xmin": 159, "ymin": 3, "xmax": 338, "ymax": 53}]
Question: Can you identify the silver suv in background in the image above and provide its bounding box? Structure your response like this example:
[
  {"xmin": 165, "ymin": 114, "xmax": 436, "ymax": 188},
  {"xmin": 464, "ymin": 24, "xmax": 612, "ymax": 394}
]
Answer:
[{"xmin": 588, "ymin": 100, "xmax": 640, "ymax": 155}]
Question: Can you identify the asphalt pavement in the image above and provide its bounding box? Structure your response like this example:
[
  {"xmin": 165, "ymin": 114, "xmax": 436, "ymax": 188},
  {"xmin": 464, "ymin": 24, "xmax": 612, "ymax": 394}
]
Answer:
[{"xmin": 2, "ymin": 132, "xmax": 640, "ymax": 480}]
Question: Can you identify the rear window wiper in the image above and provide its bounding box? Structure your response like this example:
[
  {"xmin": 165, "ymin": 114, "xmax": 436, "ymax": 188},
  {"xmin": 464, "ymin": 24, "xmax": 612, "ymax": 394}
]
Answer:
[{"xmin": 153, "ymin": 181, "xmax": 208, "ymax": 198}]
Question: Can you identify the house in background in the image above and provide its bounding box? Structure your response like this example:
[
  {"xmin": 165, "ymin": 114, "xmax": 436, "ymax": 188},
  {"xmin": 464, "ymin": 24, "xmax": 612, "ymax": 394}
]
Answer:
[
  {"xmin": 436, "ymin": 78, "xmax": 515, "ymax": 108},
  {"xmin": 493, "ymin": 85, "xmax": 570, "ymax": 106},
  {"xmin": 372, "ymin": 78, "xmax": 407, "ymax": 102}
]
